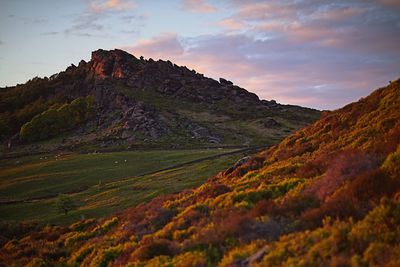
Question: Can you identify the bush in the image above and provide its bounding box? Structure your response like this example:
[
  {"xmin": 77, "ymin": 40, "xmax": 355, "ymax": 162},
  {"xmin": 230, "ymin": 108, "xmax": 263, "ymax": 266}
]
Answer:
[
  {"xmin": 56, "ymin": 194, "xmax": 78, "ymax": 215},
  {"xmin": 382, "ymin": 145, "xmax": 400, "ymax": 177},
  {"xmin": 133, "ymin": 239, "xmax": 177, "ymax": 261},
  {"xmin": 171, "ymin": 251, "xmax": 208, "ymax": 267},
  {"xmin": 363, "ymin": 242, "xmax": 392, "ymax": 266},
  {"xmin": 19, "ymin": 96, "xmax": 94, "ymax": 142}
]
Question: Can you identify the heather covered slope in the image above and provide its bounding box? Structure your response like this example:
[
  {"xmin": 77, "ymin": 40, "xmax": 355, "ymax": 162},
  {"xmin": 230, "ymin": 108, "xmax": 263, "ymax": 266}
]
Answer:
[
  {"xmin": 1, "ymin": 79, "xmax": 399, "ymax": 266},
  {"xmin": 0, "ymin": 49, "xmax": 319, "ymax": 154}
]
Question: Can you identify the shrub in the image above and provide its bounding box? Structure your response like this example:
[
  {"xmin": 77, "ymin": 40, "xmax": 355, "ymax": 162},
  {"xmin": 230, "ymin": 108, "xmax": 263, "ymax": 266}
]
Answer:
[
  {"xmin": 133, "ymin": 239, "xmax": 177, "ymax": 261},
  {"xmin": 68, "ymin": 245, "xmax": 94, "ymax": 266},
  {"xmin": 382, "ymin": 145, "xmax": 400, "ymax": 177},
  {"xmin": 19, "ymin": 96, "xmax": 94, "ymax": 142},
  {"xmin": 91, "ymin": 245, "xmax": 123, "ymax": 267},
  {"xmin": 363, "ymin": 242, "xmax": 392, "ymax": 266},
  {"xmin": 250, "ymin": 199, "xmax": 276, "ymax": 217},
  {"xmin": 194, "ymin": 209, "xmax": 255, "ymax": 246},
  {"xmin": 171, "ymin": 251, "xmax": 208, "ymax": 267},
  {"xmin": 218, "ymin": 240, "xmax": 267, "ymax": 267},
  {"xmin": 196, "ymin": 182, "xmax": 230, "ymax": 200}
]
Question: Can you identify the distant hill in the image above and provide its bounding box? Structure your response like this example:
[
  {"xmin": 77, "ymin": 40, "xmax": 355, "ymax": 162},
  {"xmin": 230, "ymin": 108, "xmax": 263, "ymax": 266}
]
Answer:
[
  {"xmin": 0, "ymin": 49, "xmax": 319, "ymax": 153},
  {"xmin": 1, "ymin": 76, "xmax": 398, "ymax": 266}
]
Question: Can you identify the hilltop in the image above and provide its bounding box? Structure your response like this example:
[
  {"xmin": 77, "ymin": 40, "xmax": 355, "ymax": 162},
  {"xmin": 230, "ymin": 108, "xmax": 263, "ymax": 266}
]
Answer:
[
  {"xmin": 0, "ymin": 49, "xmax": 319, "ymax": 154},
  {"xmin": 1, "ymin": 76, "xmax": 399, "ymax": 266}
]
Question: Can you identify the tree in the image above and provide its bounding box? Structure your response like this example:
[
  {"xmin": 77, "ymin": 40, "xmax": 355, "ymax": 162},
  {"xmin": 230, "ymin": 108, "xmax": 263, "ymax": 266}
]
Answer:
[{"xmin": 56, "ymin": 194, "xmax": 78, "ymax": 215}]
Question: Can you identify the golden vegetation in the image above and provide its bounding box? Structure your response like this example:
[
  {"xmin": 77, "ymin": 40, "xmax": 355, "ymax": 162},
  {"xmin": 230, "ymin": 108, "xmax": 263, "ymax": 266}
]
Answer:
[{"xmin": 1, "ymin": 79, "xmax": 399, "ymax": 266}]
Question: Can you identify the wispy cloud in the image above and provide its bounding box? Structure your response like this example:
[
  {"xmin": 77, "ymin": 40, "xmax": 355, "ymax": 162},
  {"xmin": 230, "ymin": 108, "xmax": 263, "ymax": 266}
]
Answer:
[
  {"xmin": 89, "ymin": 0, "xmax": 135, "ymax": 13},
  {"xmin": 124, "ymin": 0, "xmax": 400, "ymax": 108},
  {"xmin": 120, "ymin": 14, "xmax": 147, "ymax": 23},
  {"xmin": 125, "ymin": 33, "xmax": 184, "ymax": 59},
  {"xmin": 182, "ymin": 0, "xmax": 217, "ymax": 13},
  {"xmin": 63, "ymin": 0, "xmax": 142, "ymax": 37},
  {"xmin": 64, "ymin": 12, "xmax": 104, "ymax": 36},
  {"xmin": 380, "ymin": 0, "xmax": 400, "ymax": 8},
  {"xmin": 216, "ymin": 18, "xmax": 244, "ymax": 30},
  {"xmin": 7, "ymin": 14, "xmax": 48, "ymax": 25},
  {"xmin": 41, "ymin": 31, "xmax": 60, "ymax": 36}
]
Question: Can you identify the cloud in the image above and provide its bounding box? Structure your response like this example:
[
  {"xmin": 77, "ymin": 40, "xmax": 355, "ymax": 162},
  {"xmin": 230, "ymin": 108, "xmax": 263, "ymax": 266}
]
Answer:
[
  {"xmin": 121, "ymin": 0, "xmax": 400, "ymax": 109},
  {"xmin": 120, "ymin": 14, "xmax": 147, "ymax": 23},
  {"xmin": 62, "ymin": 0, "xmax": 145, "ymax": 39},
  {"xmin": 315, "ymin": 6, "xmax": 365, "ymax": 21},
  {"xmin": 41, "ymin": 31, "xmax": 60, "ymax": 36},
  {"xmin": 7, "ymin": 14, "xmax": 48, "ymax": 25},
  {"xmin": 182, "ymin": 0, "xmax": 217, "ymax": 13},
  {"xmin": 123, "ymin": 26, "xmax": 400, "ymax": 110},
  {"xmin": 65, "ymin": 13, "xmax": 104, "ymax": 35},
  {"xmin": 381, "ymin": 0, "xmax": 400, "ymax": 7},
  {"xmin": 89, "ymin": 0, "xmax": 135, "ymax": 13},
  {"xmin": 216, "ymin": 18, "xmax": 244, "ymax": 30},
  {"xmin": 120, "ymin": 29, "xmax": 140, "ymax": 35},
  {"xmin": 124, "ymin": 33, "xmax": 184, "ymax": 59},
  {"xmin": 233, "ymin": 2, "xmax": 297, "ymax": 21}
]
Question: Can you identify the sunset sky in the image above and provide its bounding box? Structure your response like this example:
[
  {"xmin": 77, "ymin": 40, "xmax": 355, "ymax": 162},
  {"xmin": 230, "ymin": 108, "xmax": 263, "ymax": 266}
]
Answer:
[{"xmin": 0, "ymin": 0, "xmax": 399, "ymax": 109}]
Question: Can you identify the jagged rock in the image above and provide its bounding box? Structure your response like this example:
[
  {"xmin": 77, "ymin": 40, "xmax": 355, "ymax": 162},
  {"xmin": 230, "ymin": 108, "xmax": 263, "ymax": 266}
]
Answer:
[
  {"xmin": 219, "ymin": 77, "xmax": 233, "ymax": 85},
  {"xmin": 91, "ymin": 49, "xmax": 139, "ymax": 79}
]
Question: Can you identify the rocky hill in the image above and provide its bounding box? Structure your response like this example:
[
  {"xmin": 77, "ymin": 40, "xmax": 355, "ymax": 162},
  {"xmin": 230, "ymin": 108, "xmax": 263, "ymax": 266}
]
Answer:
[
  {"xmin": 1, "ymin": 78, "xmax": 399, "ymax": 266},
  {"xmin": 0, "ymin": 49, "xmax": 319, "ymax": 153}
]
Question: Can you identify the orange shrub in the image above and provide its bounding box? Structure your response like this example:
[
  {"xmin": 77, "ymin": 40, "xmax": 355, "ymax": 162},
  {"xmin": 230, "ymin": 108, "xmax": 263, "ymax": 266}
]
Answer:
[{"xmin": 132, "ymin": 238, "xmax": 177, "ymax": 261}]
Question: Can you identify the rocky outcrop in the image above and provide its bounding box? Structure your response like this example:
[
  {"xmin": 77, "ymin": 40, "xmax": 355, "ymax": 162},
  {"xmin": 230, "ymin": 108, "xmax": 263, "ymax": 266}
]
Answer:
[
  {"xmin": 1, "ymin": 49, "xmax": 320, "ymax": 150},
  {"xmin": 89, "ymin": 49, "xmax": 261, "ymax": 107},
  {"xmin": 93, "ymin": 86, "xmax": 167, "ymax": 141}
]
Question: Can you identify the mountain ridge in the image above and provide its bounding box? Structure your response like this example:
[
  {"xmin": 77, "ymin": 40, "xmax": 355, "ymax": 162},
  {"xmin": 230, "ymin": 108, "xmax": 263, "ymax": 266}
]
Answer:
[{"xmin": 0, "ymin": 49, "xmax": 319, "ymax": 154}]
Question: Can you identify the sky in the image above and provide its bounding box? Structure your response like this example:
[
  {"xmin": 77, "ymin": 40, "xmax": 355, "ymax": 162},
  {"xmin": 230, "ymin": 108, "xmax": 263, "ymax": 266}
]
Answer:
[{"xmin": 0, "ymin": 0, "xmax": 399, "ymax": 110}]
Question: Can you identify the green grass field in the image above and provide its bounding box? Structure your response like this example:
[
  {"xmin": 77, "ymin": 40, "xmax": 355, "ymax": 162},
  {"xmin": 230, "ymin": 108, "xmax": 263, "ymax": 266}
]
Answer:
[{"xmin": 0, "ymin": 149, "xmax": 243, "ymax": 225}]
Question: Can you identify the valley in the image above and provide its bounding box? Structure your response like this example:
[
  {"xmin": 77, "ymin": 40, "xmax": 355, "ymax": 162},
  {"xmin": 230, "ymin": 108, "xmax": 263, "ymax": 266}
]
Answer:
[{"xmin": 0, "ymin": 148, "xmax": 251, "ymax": 225}]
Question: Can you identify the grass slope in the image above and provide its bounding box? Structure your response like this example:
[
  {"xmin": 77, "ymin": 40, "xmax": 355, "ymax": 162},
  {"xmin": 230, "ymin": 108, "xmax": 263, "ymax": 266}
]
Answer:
[{"xmin": 0, "ymin": 149, "xmax": 243, "ymax": 224}]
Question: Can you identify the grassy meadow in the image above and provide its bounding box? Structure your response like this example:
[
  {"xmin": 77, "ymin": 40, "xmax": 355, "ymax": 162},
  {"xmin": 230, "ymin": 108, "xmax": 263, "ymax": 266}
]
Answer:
[{"xmin": 0, "ymin": 149, "xmax": 243, "ymax": 225}]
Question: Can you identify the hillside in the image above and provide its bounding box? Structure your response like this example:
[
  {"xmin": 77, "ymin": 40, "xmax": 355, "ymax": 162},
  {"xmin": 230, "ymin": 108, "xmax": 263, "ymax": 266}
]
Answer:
[
  {"xmin": 0, "ymin": 148, "xmax": 248, "ymax": 225},
  {"xmin": 1, "ymin": 78, "xmax": 399, "ymax": 266},
  {"xmin": 0, "ymin": 49, "xmax": 319, "ymax": 154}
]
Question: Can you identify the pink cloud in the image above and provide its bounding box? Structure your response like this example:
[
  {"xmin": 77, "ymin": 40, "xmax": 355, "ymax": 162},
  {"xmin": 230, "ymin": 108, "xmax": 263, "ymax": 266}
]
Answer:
[
  {"xmin": 216, "ymin": 18, "xmax": 244, "ymax": 30},
  {"xmin": 122, "ymin": 31, "xmax": 400, "ymax": 110},
  {"xmin": 123, "ymin": 33, "xmax": 184, "ymax": 60},
  {"xmin": 89, "ymin": 0, "xmax": 134, "ymax": 13},
  {"xmin": 182, "ymin": 0, "xmax": 217, "ymax": 13},
  {"xmin": 120, "ymin": 1, "xmax": 400, "ymax": 110},
  {"xmin": 286, "ymin": 23, "xmax": 338, "ymax": 43},
  {"xmin": 316, "ymin": 7, "xmax": 365, "ymax": 21},
  {"xmin": 235, "ymin": 2, "xmax": 297, "ymax": 21},
  {"xmin": 381, "ymin": 0, "xmax": 400, "ymax": 7}
]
